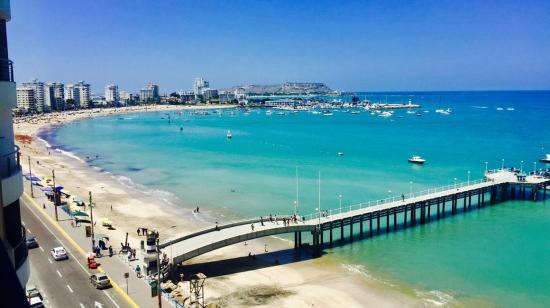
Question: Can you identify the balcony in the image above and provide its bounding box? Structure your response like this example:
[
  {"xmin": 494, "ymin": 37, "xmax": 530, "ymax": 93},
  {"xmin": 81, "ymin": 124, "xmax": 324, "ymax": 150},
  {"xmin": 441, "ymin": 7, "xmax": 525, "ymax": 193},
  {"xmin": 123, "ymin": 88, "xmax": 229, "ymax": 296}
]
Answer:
[
  {"xmin": 1, "ymin": 144, "xmax": 20, "ymax": 179},
  {"xmin": 0, "ymin": 58, "xmax": 14, "ymax": 82}
]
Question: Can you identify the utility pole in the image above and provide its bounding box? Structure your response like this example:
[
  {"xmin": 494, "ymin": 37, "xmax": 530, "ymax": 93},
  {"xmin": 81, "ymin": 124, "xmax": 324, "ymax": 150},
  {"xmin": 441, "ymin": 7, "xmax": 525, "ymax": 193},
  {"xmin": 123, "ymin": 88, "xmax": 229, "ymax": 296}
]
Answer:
[
  {"xmin": 28, "ymin": 156, "xmax": 34, "ymax": 198},
  {"xmin": 157, "ymin": 238, "xmax": 162, "ymax": 308},
  {"xmin": 52, "ymin": 169, "xmax": 58, "ymax": 221},
  {"xmin": 89, "ymin": 191, "xmax": 95, "ymax": 251}
]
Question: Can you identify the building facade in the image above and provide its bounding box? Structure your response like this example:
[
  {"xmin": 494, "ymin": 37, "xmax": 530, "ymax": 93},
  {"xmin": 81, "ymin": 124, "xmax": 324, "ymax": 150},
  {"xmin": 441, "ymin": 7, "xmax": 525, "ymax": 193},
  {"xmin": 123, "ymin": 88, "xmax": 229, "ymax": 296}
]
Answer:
[
  {"xmin": 105, "ymin": 84, "xmax": 119, "ymax": 104},
  {"xmin": 16, "ymin": 86, "xmax": 35, "ymax": 113},
  {"xmin": 0, "ymin": 0, "xmax": 30, "ymax": 289},
  {"xmin": 20, "ymin": 79, "xmax": 45, "ymax": 112},
  {"xmin": 74, "ymin": 81, "xmax": 90, "ymax": 108},
  {"xmin": 193, "ymin": 77, "xmax": 209, "ymax": 97},
  {"xmin": 44, "ymin": 82, "xmax": 64, "ymax": 111}
]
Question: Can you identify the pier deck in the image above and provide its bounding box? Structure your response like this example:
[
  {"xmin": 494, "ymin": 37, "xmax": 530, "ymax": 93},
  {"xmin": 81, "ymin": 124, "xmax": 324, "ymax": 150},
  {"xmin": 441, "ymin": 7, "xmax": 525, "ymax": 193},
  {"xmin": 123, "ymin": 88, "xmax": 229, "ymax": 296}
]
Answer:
[{"xmin": 160, "ymin": 170, "xmax": 549, "ymax": 265}]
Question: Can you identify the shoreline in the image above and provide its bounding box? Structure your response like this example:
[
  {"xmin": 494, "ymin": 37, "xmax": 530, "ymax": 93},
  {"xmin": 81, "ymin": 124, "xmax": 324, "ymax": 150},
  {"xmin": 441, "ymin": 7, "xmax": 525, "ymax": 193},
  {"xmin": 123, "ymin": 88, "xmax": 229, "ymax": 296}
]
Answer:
[{"xmin": 15, "ymin": 105, "xmax": 424, "ymax": 307}]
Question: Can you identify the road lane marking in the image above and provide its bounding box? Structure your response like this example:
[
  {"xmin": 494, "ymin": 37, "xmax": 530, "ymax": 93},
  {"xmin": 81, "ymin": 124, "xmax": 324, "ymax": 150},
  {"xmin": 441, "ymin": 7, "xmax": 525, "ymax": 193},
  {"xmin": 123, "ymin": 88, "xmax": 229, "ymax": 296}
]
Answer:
[
  {"xmin": 57, "ymin": 270, "xmax": 62, "ymax": 278},
  {"xmin": 103, "ymin": 290, "xmax": 121, "ymax": 308},
  {"xmin": 67, "ymin": 284, "xmax": 74, "ymax": 293},
  {"xmin": 39, "ymin": 246, "xmax": 44, "ymax": 252},
  {"xmin": 23, "ymin": 192, "xmax": 138, "ymax": 308},
  {"xmin": 48, "ymin": 258, "xmax": 53, "ymax": 264},
  {"xmin": 27, "ymin": 228, "xmax": 31, "ymax": 233},
  {"xmin": 79, "ymin": 303, "xmax": 85, "ymax": 308}
]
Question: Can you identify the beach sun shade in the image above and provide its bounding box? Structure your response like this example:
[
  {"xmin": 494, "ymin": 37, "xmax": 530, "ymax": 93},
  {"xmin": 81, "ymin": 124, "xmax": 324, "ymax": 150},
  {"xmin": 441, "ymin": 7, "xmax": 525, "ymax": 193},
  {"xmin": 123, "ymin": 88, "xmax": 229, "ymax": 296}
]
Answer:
[
  {"xmin": 40, "ymin": 187, "xmax": 53, "ymax": 192},
  {"xmin": 72, "ymin": 211, "xmax": 89, "ymax": 217},
  {"xmin": 29, "ymin": 176, "xmax": 41, "ymax": 181},
  {"xmin": 54, "ymin": 186, "xmax": 64, "ymax": 191}
]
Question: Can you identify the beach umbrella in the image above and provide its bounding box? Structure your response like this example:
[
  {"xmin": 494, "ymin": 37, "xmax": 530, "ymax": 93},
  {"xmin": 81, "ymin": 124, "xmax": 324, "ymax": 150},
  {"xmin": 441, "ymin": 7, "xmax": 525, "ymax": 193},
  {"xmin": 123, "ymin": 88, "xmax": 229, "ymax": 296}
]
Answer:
[
  {"xmin": 72, "ymin": 211, "xmax": 89, "ymax": 217},
  {"xmin": 40, "ymin": 187, "xmax": 53, "ymax": 192},
  {"xmin": 54, "ymin": 186, "xmax": 64, "ymax": 191}
]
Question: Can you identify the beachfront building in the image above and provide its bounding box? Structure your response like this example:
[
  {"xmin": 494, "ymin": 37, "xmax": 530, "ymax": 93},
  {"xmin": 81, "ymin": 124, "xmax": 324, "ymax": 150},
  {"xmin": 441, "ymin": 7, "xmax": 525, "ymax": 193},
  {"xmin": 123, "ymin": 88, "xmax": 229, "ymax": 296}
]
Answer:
[
  {"xmin": 65, "ymin": 83, "xmax": 75, "ymax": 101},
  {"xmin": 105, "ymin": 84, "xmax": 119, "ymax": 105},
  {"xmin": 202, "ymin": 88, "xmax": 218, "ymax": 101},
  {"xmin": 140, "ymin": 82, "xmax": 160, "ymax": 103},
  {"xmin": 21, "ymin": 79, "xmax": 45, "ymax": 112},
  {"xmin": 16, "ymin": 86, "xmax": 36, "ymax": 113},
  {"xmin": 219, "ymin": 91, "xmax": 236, "ymax": 104},
  {"xmin": 44, "ymin": 82, "xmax": 65, "ymax": 111},
  {"xmin": 74, "ymin": 80, "xmax": 91, "ymax": 108},
  {"xmin": 193, "ymin": 77, "xmax": 209, "ymax": 97},
  {"xmin": 0, "ymin": 0, "xmax": 31, "ymax": 297}
]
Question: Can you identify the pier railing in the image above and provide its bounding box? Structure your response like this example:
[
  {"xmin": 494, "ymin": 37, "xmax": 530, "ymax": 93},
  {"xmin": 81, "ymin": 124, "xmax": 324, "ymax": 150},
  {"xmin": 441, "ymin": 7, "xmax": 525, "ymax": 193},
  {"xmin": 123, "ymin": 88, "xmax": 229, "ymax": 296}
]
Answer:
[{"xmin": 301, "ymin": 178, "xmax": 489, "ymax": 222}]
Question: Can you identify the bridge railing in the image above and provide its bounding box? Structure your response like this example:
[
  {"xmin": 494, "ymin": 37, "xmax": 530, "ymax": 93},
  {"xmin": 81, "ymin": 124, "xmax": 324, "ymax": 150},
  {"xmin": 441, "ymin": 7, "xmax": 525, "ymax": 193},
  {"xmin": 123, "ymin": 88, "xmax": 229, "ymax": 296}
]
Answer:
[{"xmin": 301, "ymin": 177, "xmax": 490, "ymax": 223}]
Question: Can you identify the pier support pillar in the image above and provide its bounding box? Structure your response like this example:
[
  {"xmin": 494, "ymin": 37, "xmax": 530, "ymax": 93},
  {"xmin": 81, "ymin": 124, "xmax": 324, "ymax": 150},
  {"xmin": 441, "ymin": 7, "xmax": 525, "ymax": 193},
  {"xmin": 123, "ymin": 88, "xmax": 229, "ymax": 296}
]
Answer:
[
  {"xmin": 340, "ymin": 220, "xmax": 344, "ymax": 243},
  {"xmin": 420, "ymin": 203, "xmax": 426, "ymax": 224},
  {"xmin": 463, "ymin": 194, "xmax": 467, "ymax": 213},
  {"xmin": 544, "ymin": 185, "xmax": 547, "ymax": 200},
  {"xmin": 369, "ymin": 214, "xmax": 373, "ymax": 237},
  {"xmin": 360, "ymin": 216, "xmax": 364, "ymax": 238},
  {"xmin": 411, "ymin": 204, "xmax": 415, "ymax": 226},
  {"xmin": 442, "ymin": 199, "xmax": 446, "ymax": 217},
  {"xmin": 386, "ymin": 210, "xmax": 390, "ymax": 232},
  {"xmin": 298, "ymin": 232, "xmax": 302, "ymax": 248},
  {"xmin": 403, "ymin": 206, "xmax": 408, "ymax": 229},
  {"xmin": 376, "ymin": 211, "xmax": 380, "ymax": 234},
  {"xmin": 481, "ymin": 191, "xmax": 485, "ymax": 207},
  {"xmin": 468, "ymin": 192, "xmax": 472, "ymax": 209},
  {"xmin": 329, "ymin": 224, "xmax": 333, "ymax": 247},
  {"xmin": 427, "ymin": 202, "xmax": 431, "ymax": 222},
  {"xmin": 437, "ymin": 200, "xmax": 440, "ymax": 219},
  {"xmin": 350, "ymin": 220, "xmax": 353, "ymax": 242},
  {"xmin": 393, "ymin": 211, "xmax": 397, "ymax": 230},
  {"xmin": 294, "ymin": 232, "xmax": 298, "ymax": 250}
]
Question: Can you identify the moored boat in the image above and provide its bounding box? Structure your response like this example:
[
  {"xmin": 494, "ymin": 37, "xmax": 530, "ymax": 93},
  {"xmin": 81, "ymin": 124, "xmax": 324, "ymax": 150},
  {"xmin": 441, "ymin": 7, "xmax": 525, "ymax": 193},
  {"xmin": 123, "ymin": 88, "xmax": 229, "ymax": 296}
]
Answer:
[{"xmin": 408, "ymin": 155, "xmax": 426, "ymax": 164}]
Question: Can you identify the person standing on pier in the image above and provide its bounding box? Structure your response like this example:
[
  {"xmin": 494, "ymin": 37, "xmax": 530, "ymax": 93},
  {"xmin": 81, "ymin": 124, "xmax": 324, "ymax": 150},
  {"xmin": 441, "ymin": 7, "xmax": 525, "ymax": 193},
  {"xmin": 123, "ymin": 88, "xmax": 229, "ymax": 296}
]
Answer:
[{"xmin": 402, "ymin": 194, "xmax": 405, "ymax": 201}]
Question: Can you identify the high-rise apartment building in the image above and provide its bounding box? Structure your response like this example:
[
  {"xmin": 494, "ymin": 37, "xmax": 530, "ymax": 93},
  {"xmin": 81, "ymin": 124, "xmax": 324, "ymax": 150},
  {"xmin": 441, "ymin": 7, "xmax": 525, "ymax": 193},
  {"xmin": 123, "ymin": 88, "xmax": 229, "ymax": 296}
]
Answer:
[
  {"xmin": 193, "ymin": 77, "xmax": 209, "ymax": 96},
  {"xmin": 105, "ymin": 84, "xmax": 119, "ymax": 104},
  {"xmin": 44, "ymin": 82, "xmax": 64, "ymax": 111},
  {"xmin": 16, "ymin": 86, "xmax": 35, "ymax": 113},
  {"xmin": 21, "ymin": 79, "xmax": 45, "ymax": 112},
  {"xmin": 0, "ymin": 0, "xmax": 30, "ymax": 293},
  {"xmin": 74, "ymin": 81, "xmax": 90, "ymax": 108},
  {"xmin": 140, "ymin": 82, "xmax": 159, "ymax": 102}
]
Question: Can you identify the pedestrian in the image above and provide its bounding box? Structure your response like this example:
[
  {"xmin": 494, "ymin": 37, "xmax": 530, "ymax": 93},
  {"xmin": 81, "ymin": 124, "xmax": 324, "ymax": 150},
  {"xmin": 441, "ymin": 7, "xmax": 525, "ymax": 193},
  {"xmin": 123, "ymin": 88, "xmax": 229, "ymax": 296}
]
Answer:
[
  {"xmin": 215, "ymin": 222, "xmax": 219, "ymax": 231},
  {"xmin": 108, "ymin": 246, "xmax": 113, "ymax": 257},
  {"xmin": 137, "ymin": 228, "xmax": 141, "ymax": 236},
  {"xmin": 42, "ymin": 203, "xmax": 46, "ymax": 209},
  {"xmin": 135, "ymin": 264, "xmax": 142, "ymax": 278},
  {"xmin": 402, "ymin": 194, "xmax": 405, "ymax": 202},
  {"xmin": 127, "ymin": 250, "xmax": 132, "ymax": 261},
  {"xmin": 110, "ymin": 204, "xmax": 112, "ymax": 211},
  {"xmin": 196, "ymin": 206, "xmax": 200, "ymax": 213},
  {"xmin": 251, "ymin": 224, "xmax": 255, "ymax": 231},
  {"xmin": 132, "ymin": 249, "xmax": 136, "ymax": 259},
  {"xmin": 260, "ymin": 216, "xmax": 264, "ymax": 226}
]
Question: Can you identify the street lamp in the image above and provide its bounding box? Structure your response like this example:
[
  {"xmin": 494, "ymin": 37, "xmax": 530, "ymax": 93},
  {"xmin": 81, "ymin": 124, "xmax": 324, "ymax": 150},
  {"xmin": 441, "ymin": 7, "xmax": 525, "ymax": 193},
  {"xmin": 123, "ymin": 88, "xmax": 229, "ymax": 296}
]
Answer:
[
  {"xmin": 485, "ymin": 161, "xmax": 488, "ymax": 173},
  {"xmin": 533, "ymin": 162, "xmax": 537, "ymax": 174},
  {"xmin": 501, "ymin": 158, "xmax": 505, "ymax": 170},
  {"xmin": 520, "ymin": 160, "xmax": 523, "ymax": 173},
  {"xmin": 293, "ymin": 200, "xmax": 297, "ymax": 217},
  {"xmin": 467, "ymin": 171, "xmax": 470, "ymax": 186},
  {"xmin": 454, "ymin": 178, "xmax": 457, "ymax": 189},
  {"xmin": 409, "ymin": 181, "xmax": 413, "ymax": 198},
  {"xmin": 338, "ymin": 194, "xmax": 342, "ymax": 217},
  {"xmin": 388, "ymin": 190, "xmax": 392, "ymax": 201}
]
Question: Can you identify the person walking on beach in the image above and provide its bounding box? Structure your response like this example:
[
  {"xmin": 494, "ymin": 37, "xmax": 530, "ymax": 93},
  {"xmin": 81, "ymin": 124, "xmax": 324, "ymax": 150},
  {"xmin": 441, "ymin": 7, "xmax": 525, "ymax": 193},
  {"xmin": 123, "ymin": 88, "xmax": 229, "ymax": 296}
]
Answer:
[
  {"xmin": 137, "ymin": 228, "xmax": 141, "ymax": 236},
  {"xmin": 251, "ymin": 224, "xmax": 255, "ymax": 231},
  {"xmin": 135, "ymin": 264, "xmax": 142, "ymax": 278}
]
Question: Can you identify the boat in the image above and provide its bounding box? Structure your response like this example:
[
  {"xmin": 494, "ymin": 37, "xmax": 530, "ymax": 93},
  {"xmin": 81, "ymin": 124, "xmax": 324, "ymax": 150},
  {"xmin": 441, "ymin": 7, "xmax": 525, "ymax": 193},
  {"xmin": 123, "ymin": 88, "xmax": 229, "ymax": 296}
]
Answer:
[
  {"xmin": 506, "ymin": 107, "xmax": 515, "ymax": 111},
  {"xmin": 351, "ymin": 111, "xmax": 360, "ymax": 115},
  {"xmin": 276, "ymin": 111, "xmax": 285, "ymax": 116},
  {"xmin": 408, "ymin": 155, "xmax": 426, "ymax": 164},
  {"xmin": 266, "ymin": 110, "xmax": 273, "ymax": 116},
  {"xmin": 337, "ymin": 152, "xmax": 344, "ymax": 156},
  {"xmin": 226, "ymin": 130, "xmax": 232, "ymax": 139},
  {"xmin": 496, "ymin": 107, "xmax": 504, "ymax": 111},
  {"xmin": 323, "ymin": 112, "xmax": 334, "ymax": 116},
  {"xmin": 540, "ymin": 154, "xmax": 550, "ymax": 163},
  {"xmin": 379, "ymin": 111, "xmax": 393, "ymax": 117}
]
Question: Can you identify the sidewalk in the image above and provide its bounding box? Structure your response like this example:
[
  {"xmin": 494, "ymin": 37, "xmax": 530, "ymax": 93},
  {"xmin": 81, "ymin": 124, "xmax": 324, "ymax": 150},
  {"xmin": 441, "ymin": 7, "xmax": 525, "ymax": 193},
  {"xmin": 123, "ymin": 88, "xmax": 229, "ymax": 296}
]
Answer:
[{"xmin": 22, "ymin": 179, "xmax": 171, "ymax": 308}]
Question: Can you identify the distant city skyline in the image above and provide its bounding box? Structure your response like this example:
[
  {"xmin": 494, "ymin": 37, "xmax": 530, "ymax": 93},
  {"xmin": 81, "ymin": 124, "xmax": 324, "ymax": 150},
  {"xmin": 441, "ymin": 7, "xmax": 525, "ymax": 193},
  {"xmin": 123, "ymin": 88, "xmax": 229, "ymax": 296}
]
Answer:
[{"xmin": 9, "ymin": 0, "xmax": 550, "ymax": 92}]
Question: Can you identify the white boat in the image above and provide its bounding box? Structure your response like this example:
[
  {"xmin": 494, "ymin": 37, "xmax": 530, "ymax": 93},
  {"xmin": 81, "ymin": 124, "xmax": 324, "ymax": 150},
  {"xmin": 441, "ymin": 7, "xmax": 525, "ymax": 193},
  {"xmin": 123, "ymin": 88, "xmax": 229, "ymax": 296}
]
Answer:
[
  {"xmin": 337, "ymin": 152, "xmax": 344, "ymax": 156},
  {"xmin": 496, "ymin": 107, "xmax": 504, "ymax": 111},
  {"xmin": 226, "ymin": 130, "xmax": 232, "ymax": 139},
  {"xmin": 323, "ymin": 112, "xmax": 334, "ymax": 116},
  {"xmin": 435, "ymin": 108, "xmax": 451, "ymax": 115},
  {"xmin": 276, "ymin": 111, "xmax": 285, "ymax": 116},
  {"xmin": 408, "ymin": 155, "xmax": 426, "ymax": 164},
  {"xmin": 351, "ymin": 111, "xmax": 360, "ymax": 115},
  {"xmin": 506, "ymin": 107, "xmax": 515, "ymax": 111},
  {"xmin": 379, "ymin": 111, "xmax": 393, "ymax": 117},
  {"xmin": 540, "ymin": 154, "xmax": 550, "ymax": 163},
  {"xmin": 266, "ymin": 110, "xmax": 273, "ymax": 116}
]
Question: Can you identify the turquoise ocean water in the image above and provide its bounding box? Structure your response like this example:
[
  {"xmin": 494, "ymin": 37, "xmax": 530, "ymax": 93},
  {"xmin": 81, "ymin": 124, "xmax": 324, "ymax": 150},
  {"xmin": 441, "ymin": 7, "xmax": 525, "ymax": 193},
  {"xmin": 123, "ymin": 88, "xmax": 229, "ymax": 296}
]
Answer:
[{"xmin": 44, "ymin": 91, "xmax": 550, "ymax": 306}]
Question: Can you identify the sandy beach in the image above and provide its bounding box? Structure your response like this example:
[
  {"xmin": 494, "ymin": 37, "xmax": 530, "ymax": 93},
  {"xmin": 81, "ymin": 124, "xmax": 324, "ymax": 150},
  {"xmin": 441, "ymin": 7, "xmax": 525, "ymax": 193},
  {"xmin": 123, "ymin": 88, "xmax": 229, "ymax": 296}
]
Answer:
[{"xmin": 14, "ymin": 105, "xmax": 421, "ymax": 307}]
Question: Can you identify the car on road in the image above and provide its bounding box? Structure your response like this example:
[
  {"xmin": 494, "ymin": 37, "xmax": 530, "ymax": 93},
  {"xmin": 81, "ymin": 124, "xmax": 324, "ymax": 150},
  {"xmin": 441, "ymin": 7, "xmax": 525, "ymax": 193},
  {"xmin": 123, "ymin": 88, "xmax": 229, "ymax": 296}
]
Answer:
[
  {"xmin": 50, "ymin": 246, "xmax": 68, "ymax": 261},
  {"xmin": 90, "ymin": 273, "xmax": 112, "ymax": 289},
  {"xmin": 26, "ymin": 236, "xmax": 39, "ymax": 249},
  {"xmin": 26, "ymin": 285, "xmax": 45, "ymax": 307}
]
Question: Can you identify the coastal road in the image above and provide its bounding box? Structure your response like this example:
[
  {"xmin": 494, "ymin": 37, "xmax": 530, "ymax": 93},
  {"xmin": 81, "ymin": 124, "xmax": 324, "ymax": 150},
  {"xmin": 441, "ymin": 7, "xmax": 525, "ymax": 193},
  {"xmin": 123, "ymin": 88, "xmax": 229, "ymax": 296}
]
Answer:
[{"xmin": 22, "ymin": 198, "xmax": 128, "ymax": 308}]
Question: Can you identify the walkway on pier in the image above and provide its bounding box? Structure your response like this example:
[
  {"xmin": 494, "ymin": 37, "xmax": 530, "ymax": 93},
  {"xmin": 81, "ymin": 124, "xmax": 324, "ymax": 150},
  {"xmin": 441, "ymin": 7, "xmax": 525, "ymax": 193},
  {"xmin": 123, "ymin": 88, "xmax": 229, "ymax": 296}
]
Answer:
[{"xmin": 161, "ymin": 170, "xmax": 549, "ymax": 265}]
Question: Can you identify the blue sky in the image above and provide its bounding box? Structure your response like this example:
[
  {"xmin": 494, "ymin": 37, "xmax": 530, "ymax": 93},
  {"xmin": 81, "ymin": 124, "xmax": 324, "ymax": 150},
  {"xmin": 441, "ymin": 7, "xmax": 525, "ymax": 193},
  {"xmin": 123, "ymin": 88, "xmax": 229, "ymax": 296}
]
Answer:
[{"xmin": 8, "ymin": 0, "xmax": 550, "ymax": 93}]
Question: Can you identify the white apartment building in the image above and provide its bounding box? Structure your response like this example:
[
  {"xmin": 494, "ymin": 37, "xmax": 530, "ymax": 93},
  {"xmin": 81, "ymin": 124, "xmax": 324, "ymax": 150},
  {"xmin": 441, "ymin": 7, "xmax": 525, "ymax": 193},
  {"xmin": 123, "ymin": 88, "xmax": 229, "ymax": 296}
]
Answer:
[
  {"xmin": 193, "ymin": 77, "xmax": 209, "ymax": 96},
  {"xmin": 74, "ymin": 81, "xmax": 91, "ymax": 108},
  {"xmin": 21, "ymin": 79, "xmax": 45, "ymax": 112},
  {"xmin": 16, "ymin": 86, "xmax": 36, "ymax": 113},
  {"xmin": 105, "ymin": 84, "xmax": 119, "ymax": 104}
]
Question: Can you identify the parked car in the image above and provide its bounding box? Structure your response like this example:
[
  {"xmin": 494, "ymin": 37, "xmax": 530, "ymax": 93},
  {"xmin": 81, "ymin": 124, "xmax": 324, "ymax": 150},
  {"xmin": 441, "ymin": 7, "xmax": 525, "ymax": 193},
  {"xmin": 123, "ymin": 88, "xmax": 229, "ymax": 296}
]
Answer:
[
  {"xmin": 90, "ymin": 273, "xmax": 112, "ymax": 289},
  {"xmin": 50, "ymin": 246, "xmax": 68, "ymax": 261},
  {"xmin": 26, "ymin": 236, "xmax": 39, "ymax": 249},
  {"xmin": 26, "ymin": 285, "xmax": 45, "ymax": 307}
]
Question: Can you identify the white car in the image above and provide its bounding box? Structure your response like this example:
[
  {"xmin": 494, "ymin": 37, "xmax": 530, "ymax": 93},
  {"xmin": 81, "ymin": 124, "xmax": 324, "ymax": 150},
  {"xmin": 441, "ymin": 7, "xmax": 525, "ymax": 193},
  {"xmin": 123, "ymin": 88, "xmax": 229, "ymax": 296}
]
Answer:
[
  {"xmin": 26, "ymin": 285, "xmax": 45, "ymax": 307},
  {"xmin": 50, "ymin": 246, "xmax": 68, "ymax": 261}
]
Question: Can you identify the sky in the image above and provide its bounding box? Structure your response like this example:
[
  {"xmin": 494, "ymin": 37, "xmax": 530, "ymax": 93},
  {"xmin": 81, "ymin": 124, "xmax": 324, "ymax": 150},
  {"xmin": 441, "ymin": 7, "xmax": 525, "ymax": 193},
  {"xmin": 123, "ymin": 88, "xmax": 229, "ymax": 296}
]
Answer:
[{"xmin": 7, "ymin": 0, "xmax": 550, "ymax": 93}]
